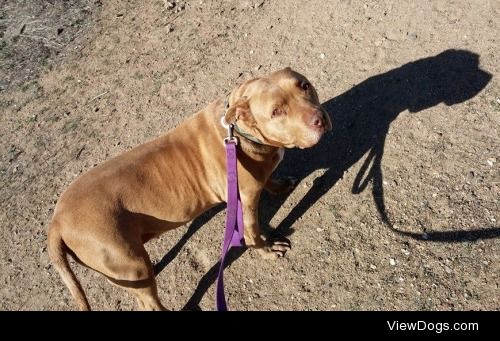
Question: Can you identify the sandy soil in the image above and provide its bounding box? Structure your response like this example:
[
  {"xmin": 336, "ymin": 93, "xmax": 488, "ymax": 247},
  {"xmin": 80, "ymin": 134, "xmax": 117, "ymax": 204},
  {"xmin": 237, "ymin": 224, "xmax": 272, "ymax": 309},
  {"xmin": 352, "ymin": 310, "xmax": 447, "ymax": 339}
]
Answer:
[{"xmin": 0, "ymin": 0, "xmax": 498, "ymax": 311}]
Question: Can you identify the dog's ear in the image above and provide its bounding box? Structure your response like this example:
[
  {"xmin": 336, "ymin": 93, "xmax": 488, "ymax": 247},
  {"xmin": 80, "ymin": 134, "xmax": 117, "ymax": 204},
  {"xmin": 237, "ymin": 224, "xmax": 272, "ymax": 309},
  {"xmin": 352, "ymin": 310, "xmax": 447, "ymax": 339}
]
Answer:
[{"xmin": 224, "ymin": 97, "xmax": 256, "ymax": 126}]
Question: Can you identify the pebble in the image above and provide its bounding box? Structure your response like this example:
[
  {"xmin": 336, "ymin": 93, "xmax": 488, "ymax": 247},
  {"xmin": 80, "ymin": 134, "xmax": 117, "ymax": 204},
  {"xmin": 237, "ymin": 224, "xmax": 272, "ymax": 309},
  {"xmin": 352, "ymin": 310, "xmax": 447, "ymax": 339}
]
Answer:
[
  {"xmin": 165, "ymin": 1, "xmax": 175, "ymax": 10},
  {"xmin": 389, "ymin": 258, "xmax": 396, "ymax": 266},
  {"xmin": 320, "ymin": 53, "xmax": 326, "ymax": 60},
  {"xmin": 254, "ymin": 1, "xmax": 265, "ymax": 9}
]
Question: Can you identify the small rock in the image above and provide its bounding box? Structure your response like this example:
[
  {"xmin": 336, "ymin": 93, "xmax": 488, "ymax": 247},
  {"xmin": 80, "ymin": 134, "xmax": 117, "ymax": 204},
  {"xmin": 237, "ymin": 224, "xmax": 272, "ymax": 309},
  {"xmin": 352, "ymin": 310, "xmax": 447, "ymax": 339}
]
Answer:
[
  {"xmin": 164, "ymin": 1, "xmax": 175, "ymax": 10},
  {"xmin": 250, "ymin": 50, "xmax": 254, "ymax": 54},
  {"xmin": 389, "ymin": 258, "xmax": 396, "ymax": 266},
  {"xmin": 385, "ymin": 28, "xmax": 403, "ymax": 41},
  {"xmin": 175, "ymin": 2, "xmax": 185, "ymax": 13},
  {"xmin": 369, "ymin": 264, "xmax": 377, "ymax": 270},
  {"xmin": 401, "ymin": 248, "xmax": 410, "ymax": 256},
  {"xmin": 254, "ymin": 1, "xmax": 265, "ymax": 9},
  {"xmin": 320, "ymin": 53, "xmax": 326, "ymax": 60},
  {"xmin": 486, "ymin": 158, "xmax": 496, "ymax": 166},
  {"xmin": 407, "ymin": 32, "xmax": 418, "ymax": 40},
  {"xmin": 166, "ymin": 24, "xmax": 174, "ymax": 33},
  {"xmin": 445, "ymin": 266, "xmax": 452, "ymax": 274}
]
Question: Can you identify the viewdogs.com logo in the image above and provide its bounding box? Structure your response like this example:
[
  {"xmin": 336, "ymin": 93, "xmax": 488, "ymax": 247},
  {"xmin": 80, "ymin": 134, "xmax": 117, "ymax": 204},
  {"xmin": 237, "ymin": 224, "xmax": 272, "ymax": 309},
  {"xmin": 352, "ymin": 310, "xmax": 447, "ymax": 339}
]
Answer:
[{"xmin": 387, "ymin": 321, "xmax": 479, "ymax": 334}]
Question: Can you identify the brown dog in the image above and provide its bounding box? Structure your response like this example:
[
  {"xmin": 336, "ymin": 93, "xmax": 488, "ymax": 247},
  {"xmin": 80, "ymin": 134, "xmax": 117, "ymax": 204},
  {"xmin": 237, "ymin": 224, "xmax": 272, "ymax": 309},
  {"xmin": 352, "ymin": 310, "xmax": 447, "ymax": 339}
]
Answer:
[{"xmin": 47, "ymin": 68, "xmax": 332, "ymax": 310}]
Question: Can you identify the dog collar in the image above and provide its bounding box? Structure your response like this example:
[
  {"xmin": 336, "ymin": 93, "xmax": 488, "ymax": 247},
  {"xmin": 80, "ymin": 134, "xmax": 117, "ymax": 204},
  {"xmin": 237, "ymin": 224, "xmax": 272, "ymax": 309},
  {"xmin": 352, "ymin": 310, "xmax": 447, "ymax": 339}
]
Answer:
[{"xmin": 233, "ymin": 124, "xmax": 265, "ymax": 145}]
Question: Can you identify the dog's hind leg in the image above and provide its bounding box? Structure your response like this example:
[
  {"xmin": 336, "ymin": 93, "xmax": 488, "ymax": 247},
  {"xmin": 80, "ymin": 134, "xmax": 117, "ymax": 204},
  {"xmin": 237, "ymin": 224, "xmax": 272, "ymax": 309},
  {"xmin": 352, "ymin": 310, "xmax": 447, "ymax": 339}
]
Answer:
[
  {"xmin": 58, "ymin": 221, "xmax": 166, "ymax": 310},
  {"xmin": 103, "ymin": 244, "xmax": 166, "ymax": 311},
  {"xmin": 108, "ymin": 275, "xmax": 166, "ymax": 311}
]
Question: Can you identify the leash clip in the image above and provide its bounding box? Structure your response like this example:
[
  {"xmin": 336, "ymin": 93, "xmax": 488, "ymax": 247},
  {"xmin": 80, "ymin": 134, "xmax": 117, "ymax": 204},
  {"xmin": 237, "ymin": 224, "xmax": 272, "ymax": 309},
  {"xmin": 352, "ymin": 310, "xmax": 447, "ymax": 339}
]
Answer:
[{"xmin": 221, "ymin": 116, "xmax": 238, "ymax": 145}]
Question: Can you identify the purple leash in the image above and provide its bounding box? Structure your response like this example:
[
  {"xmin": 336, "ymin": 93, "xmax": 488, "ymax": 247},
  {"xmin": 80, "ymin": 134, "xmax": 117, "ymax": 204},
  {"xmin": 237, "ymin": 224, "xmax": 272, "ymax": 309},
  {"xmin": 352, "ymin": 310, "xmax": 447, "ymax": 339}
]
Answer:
[{"xmin": 216, "ymin": 120, "xmax": 245, "ymax": 311}]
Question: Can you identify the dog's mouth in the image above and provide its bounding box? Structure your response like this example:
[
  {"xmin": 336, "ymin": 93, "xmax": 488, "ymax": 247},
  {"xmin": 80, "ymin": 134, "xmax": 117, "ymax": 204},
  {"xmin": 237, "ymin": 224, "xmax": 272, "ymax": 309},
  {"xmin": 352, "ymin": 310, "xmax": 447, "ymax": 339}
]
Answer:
[
  {"xmin": 297, "ymin": 132, "xmax": 323, "ymax": 149},
  {"xmin": 295, "ymin": 127, "xmax": 328, "ymax": 149}
]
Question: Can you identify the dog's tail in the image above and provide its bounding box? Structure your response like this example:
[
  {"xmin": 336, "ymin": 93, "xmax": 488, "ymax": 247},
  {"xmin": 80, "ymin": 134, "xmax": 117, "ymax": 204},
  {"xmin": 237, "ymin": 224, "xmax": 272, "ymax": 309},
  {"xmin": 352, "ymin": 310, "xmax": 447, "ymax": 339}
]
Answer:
[{"xmin": 47, "ymin": 222, "xmax": 90, "ymax": 311}]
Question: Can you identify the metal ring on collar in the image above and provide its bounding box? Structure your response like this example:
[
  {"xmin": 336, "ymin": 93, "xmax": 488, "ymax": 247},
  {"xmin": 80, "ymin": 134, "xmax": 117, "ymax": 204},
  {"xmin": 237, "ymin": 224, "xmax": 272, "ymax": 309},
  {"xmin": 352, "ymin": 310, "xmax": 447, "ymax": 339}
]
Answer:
[{"xmin": 221, "ymin": 116, "xmax": 238, "ymax": 145}]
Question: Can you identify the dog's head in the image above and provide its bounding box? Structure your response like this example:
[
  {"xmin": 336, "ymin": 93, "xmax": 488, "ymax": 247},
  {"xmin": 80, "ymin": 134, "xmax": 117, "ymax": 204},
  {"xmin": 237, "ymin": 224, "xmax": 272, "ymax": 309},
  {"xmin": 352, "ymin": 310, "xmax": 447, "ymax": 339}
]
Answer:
[{"xmin": 226, "ymin": 68, "xmax": 332, "ymax": 149}]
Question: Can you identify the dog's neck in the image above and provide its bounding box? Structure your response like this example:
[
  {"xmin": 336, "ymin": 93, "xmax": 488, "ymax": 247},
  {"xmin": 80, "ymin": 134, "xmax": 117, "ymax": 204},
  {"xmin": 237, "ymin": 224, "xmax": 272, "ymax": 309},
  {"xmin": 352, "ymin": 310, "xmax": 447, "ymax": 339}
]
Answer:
[
  {"xmin": 217, "ymin": 99, "xmax": 280, "ymax": 159},
  {"xmin": 237, "ymin": 128, "xmax": 280, "ymax": 158},
  {"xmin": 233, "ymin": 124, "xmax": 265, "ymax": 145}
]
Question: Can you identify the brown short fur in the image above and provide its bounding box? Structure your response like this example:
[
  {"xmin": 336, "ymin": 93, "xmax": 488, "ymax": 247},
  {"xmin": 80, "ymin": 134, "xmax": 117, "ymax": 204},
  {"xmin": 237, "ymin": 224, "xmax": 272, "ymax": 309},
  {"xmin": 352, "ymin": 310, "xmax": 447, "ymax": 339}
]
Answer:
[{"xmin": 47, "ymin": 68, "xmax": 332, "ymax": 310}]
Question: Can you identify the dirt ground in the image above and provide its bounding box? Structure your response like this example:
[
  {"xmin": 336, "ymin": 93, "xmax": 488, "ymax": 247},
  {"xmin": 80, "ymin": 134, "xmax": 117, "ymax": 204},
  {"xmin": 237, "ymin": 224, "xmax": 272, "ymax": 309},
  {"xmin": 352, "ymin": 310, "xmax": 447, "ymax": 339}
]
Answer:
[{"xmin": 0, "ymin": 0, "xmax": 498, "ymax": 311}]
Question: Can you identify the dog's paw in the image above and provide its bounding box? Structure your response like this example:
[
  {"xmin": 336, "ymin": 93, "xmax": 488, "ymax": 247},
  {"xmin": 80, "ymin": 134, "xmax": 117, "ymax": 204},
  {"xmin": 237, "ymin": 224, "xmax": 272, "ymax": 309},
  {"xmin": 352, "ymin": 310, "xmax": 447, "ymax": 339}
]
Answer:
[
  {"xmin": 266, "ymin": 177, "xmax": 299, "ymax": 196},
  {"xmin": 257, "ymin": 236, "xmax": 291, "ymax": 259}
]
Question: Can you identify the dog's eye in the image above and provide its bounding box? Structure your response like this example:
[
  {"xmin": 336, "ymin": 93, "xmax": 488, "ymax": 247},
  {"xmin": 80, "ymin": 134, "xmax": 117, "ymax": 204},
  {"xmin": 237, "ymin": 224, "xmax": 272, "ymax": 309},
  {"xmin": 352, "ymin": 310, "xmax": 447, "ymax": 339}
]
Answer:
[
  {"xmin": 272, "ymin": 108, "xmax": 284, "ymax": 118},
  {"xmin": 299, "ymin": 81, "xmax": 310, "ymax": 91}
]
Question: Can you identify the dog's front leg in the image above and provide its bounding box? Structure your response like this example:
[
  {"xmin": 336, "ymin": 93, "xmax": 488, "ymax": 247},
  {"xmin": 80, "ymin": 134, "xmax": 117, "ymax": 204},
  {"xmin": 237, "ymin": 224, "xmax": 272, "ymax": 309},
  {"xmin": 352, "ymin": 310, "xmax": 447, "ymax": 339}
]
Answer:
[
  {"xmin": 241, "ymin": 191, "xmax": 291, "ymax": 259},
  {"xmin": 265, "ymin": 177, "xmax": 299, "ymax": 196}
]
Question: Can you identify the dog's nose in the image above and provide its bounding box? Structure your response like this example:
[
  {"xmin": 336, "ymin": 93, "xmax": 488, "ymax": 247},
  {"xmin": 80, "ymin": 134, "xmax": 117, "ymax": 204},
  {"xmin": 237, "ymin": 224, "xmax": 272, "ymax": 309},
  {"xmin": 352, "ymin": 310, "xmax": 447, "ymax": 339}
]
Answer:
[{"xmin": 309, "ymin": 113, "xmax": 326, "ymax": 129}]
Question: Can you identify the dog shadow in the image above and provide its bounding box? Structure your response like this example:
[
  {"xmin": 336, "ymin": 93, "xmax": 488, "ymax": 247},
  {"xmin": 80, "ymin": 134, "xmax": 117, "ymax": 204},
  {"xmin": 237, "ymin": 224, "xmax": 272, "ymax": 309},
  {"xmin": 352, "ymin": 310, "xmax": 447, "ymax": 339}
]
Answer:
[{"xmin": 155, "ymin": 49, "xmax": 496, "ymax": 310}]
